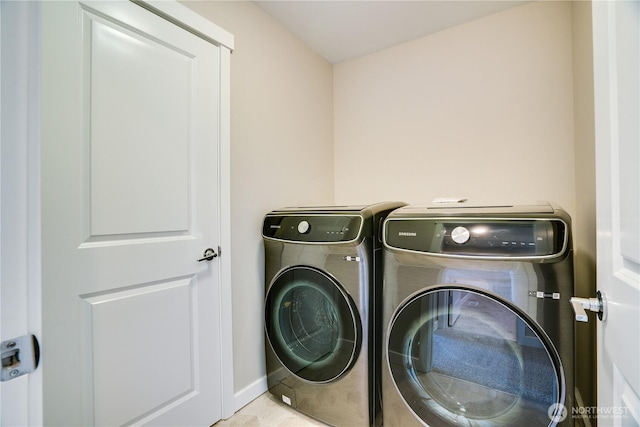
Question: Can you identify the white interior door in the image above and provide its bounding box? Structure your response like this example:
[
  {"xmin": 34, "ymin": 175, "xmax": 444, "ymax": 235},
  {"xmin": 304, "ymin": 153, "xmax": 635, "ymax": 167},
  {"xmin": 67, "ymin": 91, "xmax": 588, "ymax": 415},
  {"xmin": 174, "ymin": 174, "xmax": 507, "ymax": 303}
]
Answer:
[
  {"xmin": 593, "ymin": 1, "xmax": 640, "ymax": 425},
  {"xmin": 41, "ymin": 1, "xmax": 224, "ymax": 425}
]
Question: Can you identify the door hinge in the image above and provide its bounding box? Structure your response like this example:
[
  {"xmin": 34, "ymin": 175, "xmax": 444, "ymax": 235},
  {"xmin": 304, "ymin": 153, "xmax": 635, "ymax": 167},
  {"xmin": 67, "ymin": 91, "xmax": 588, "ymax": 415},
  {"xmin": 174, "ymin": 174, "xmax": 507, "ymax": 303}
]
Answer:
[{"xmin": 1, "ymin": 335, "xmax": 40, "ymax": 381}]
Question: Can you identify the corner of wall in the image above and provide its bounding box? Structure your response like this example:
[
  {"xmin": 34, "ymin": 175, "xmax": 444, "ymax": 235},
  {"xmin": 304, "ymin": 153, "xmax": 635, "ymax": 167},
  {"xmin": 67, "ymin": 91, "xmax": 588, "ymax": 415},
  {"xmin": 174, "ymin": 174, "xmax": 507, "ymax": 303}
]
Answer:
[
  {"xmin": 570, "ymin": 0, "xmax": 597, "ymax": 410},
  {"xmin": 232, "ymin": 376, "xmax": 268, "ymax": 415}
]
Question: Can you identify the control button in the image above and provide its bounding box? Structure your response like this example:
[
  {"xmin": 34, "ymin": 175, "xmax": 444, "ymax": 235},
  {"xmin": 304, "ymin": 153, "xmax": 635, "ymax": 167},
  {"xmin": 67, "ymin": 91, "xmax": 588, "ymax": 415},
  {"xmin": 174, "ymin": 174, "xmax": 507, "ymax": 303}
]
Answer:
[
  {"xmin": 297, "ymin": 220, "xmax": 310, "ymax": 234},
  {"xmin": 451, "ymin": 226, "xmax": 470, "ymax": 244}
]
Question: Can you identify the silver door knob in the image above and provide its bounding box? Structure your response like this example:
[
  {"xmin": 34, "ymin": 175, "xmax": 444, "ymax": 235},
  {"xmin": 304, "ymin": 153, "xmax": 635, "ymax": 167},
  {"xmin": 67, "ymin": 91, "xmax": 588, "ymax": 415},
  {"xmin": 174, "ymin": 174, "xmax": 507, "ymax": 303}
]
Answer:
[
  {"xmin": 570, "ymin": 290, "xmax": 607, "ymax": 322},
  {"xmin": 197, "ymin": 248, "xmax": 218, "ymax": 262}
]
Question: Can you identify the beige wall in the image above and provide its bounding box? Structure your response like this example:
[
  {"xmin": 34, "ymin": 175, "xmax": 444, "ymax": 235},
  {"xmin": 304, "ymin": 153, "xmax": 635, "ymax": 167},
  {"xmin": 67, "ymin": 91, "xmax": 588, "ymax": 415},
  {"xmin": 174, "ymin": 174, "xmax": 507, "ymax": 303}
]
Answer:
[
  {"xmin": 181, "ymin": 0, "xmax": 334, "ymax": 403},
  {"xmin": 334, "ymin": 1, "xmax": 576, "ymax": 215},
  {"xmin": 183, "ymin": 0, "xmax": 597, "ymax": 412},
  {"xmin": 334, "ymin": 0, "xmax": 597, "ymax": 406},
  {"xmin": 334, "ymin": 0, "xmax": 597, "ymax": 409}
]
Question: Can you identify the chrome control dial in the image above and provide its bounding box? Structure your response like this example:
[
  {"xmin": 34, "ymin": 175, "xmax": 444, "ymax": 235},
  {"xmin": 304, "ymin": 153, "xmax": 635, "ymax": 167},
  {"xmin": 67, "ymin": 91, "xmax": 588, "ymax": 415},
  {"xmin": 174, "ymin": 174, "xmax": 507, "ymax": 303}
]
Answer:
[
  {"xmin": 451, "ymin": 226, "xmax": 470, "ymax": 244},
  {"xmin": 298, "ymin": 220, "xmax": 310, "ymax": 234}
]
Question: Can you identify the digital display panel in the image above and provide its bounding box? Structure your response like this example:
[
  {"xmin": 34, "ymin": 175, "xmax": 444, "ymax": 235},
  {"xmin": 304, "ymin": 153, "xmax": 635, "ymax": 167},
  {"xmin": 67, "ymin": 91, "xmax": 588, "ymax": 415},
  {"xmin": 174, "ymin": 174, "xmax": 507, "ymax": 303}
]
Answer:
[
  {"xmin": 385, "ymin": 219, "xmax": 566, "ymax": 257},
  {"xmin": 263, "ymin": 215, "xmax": 362, "ymax": 242}
]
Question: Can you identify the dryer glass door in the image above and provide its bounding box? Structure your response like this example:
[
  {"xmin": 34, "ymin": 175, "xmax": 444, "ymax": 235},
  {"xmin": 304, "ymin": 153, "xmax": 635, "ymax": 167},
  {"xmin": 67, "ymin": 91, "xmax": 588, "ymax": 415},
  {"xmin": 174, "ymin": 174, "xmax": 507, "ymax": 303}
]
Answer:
[
  {"xmin": 265, "ymin": 266, "xmax": 361, "ymax": 383},
  {"xmin": 387, "ymin": 288, "xmax": 564, "ymax": 427}
]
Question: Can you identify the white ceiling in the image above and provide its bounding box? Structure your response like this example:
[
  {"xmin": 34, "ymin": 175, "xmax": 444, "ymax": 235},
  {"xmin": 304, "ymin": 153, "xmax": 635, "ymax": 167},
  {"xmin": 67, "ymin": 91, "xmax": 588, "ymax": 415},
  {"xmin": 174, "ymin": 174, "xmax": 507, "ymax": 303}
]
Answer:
[{"xmin": 253, "ymin": 1, "xmax": 532, "ymax": 64}]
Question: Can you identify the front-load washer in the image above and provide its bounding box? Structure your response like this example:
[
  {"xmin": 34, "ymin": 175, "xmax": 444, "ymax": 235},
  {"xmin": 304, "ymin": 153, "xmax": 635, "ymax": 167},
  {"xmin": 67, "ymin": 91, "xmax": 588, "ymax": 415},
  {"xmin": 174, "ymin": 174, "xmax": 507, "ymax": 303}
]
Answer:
[
  {"xmin": 262, "ymin": 202, "xmax": 405, "ymax": 427},
  {"xmin": 382, "ymin": 202, "xmax": 575, "ymax": 427}
]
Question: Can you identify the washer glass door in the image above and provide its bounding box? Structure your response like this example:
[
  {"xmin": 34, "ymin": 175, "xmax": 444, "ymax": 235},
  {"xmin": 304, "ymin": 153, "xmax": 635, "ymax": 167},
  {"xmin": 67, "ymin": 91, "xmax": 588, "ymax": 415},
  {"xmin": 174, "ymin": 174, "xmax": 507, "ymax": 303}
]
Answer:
[
  {"xmin": 387, "ymin": 287, "xmax": 564, "ymax": 427},
  {"xmin": 265, "ymin": 266, "xmax": 361, "ymax": 383}
]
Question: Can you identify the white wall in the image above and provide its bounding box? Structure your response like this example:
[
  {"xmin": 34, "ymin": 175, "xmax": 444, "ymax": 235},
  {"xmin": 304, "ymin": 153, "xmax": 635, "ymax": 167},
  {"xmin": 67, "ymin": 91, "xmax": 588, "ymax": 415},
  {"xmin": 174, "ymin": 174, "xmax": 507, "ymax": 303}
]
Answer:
[
  {"xmin": 181, "ymin": 0, "xmax": 334, "ymax": 406},
  {"xmin": 334, "ymin": 1, "xmax": 575, "ymax": 216}
]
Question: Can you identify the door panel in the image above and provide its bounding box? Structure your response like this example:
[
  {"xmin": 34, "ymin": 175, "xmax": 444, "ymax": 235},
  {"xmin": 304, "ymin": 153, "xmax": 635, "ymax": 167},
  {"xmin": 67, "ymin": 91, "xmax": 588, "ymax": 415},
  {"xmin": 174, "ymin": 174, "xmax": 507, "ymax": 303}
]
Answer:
[
  {"xmin": 41, "ymin": 2, "xmax": 222, "ymax": 425},
  {"xmin": 85, "ymin": 279, "xmax": 194, "ymax": 426},
  {"xmin": 88, "ymin": 10, "xmax": 192, "ymax": 236},
  {"xmin": 593, "ymin": 0, "xmax": 640, "ymax": 425}
]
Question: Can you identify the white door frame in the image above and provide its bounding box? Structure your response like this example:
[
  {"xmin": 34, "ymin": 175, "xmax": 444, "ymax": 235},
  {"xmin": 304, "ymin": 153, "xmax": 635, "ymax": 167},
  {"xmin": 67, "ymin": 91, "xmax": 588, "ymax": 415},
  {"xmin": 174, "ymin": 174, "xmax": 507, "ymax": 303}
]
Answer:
[
  {"xmin": 592, "ymin": 0, "xmax": 640, "ymax": 425},
  {"xmin": 1, "ymin": 2, "xmax": 44, "ymax": 424},
  {"xmin": 0, "ymin": 1, "xmax": 235, "ymax": 423}
]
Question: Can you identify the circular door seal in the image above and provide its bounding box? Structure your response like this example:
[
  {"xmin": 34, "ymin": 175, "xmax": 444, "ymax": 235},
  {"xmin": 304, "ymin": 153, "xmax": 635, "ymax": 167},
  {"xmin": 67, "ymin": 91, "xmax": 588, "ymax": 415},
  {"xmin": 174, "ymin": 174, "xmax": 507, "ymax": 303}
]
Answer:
[
  {"xmin": 265, "ymin": 266, "xmax": 361, "ymax": 383},
  {"xmin": 387, "ymin": 286, "xmax": 565, "ymax": 427}
]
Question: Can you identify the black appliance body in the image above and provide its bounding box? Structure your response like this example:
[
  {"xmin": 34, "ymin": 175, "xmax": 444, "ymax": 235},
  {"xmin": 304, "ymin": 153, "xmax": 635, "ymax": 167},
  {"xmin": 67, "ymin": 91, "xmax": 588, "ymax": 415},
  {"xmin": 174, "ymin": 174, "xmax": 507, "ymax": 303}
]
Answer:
[
  {"xmin": 263, "ymin": 202, "xmax": 405, "ymax": 426},
  {"xmin": 382, "ymin": 202, "xmax": 575, "ymax": 427}
]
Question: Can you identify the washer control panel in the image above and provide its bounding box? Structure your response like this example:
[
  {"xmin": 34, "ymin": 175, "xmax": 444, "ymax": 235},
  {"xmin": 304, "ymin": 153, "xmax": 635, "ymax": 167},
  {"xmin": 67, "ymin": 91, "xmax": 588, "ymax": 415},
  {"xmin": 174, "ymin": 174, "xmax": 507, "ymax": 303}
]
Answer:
[
  {"xmin": 263, "ymin": 215, "xmax": 362, "ymax": 242},
  {"xmin": 385, "ymin": 218, "xmax": 567, "ymax": 257}
]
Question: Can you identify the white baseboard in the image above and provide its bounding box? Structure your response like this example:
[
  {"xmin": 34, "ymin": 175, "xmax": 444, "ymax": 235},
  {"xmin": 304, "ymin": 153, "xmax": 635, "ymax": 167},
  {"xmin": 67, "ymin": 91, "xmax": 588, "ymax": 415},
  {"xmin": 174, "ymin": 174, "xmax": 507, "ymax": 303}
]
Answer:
[{"xmin": 233, "ymin": 375, "xmax": 268, "ymax": 413}]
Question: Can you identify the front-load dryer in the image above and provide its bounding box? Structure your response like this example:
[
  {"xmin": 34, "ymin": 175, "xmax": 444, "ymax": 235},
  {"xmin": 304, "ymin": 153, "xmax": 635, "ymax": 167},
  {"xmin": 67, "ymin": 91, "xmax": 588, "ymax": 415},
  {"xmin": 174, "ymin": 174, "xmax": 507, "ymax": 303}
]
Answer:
[
  {"xmin": 263, "ymin": 202, "xmax": 405, "ymax": 427},
  {"xmin": 382, "ymin": 202, "xmax": 575, "ymax": 427}
]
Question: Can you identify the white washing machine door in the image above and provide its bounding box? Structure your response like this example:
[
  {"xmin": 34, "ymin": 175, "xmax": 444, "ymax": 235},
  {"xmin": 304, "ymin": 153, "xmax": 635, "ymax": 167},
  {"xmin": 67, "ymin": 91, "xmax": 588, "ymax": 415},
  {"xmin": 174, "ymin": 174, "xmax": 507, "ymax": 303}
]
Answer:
[
  {"xmin": 265, "ymin": 266, "xmax": 362, "ymax": 383},
  {"xmin": 387, "ymin": 286, "xmax": 565, "ymax": 427}
]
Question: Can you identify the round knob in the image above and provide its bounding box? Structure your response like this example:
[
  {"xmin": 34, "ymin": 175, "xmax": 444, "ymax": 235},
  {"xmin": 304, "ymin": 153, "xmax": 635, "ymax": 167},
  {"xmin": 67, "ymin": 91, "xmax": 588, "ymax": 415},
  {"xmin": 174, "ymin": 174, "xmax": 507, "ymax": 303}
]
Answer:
[
  {"xmin": 451, "ymin": 226, "xmax": 470, "ymax": 244},
  {"xmin": 298, "ymin": 220, "xmax": 310, "ymax": 234}
]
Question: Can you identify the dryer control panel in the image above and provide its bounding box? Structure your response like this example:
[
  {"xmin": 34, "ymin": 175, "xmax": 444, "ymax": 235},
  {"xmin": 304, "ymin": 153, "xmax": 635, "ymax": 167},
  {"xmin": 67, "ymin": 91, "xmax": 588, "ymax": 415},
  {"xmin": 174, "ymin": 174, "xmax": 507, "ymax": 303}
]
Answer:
[
  {"xmin": 263, "ymin": 215, "xmax": 362, "ymax": 243},
  {"xmin": 385, "ymin": 218, "xmax": 567, "ymax": 258}
]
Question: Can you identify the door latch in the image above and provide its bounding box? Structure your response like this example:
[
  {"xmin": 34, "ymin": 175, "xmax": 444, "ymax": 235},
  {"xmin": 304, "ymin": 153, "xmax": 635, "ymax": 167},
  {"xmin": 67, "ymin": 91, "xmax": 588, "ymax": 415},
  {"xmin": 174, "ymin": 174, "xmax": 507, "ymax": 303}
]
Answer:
[
  {"xmin": 1, "ymin": 335, "xmax": 40, "ymax": 381},
  {"xmin": 570, "ymin": 291, "xmax": 607, "ymax": 322}
]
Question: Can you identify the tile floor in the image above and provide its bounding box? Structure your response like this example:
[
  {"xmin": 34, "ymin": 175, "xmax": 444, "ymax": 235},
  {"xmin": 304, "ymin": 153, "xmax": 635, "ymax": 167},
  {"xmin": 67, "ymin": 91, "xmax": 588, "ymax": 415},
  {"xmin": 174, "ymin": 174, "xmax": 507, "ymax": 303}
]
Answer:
[{"xmin": 214, "ymin": 392, "xmax": 328, "ymax": 427}]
